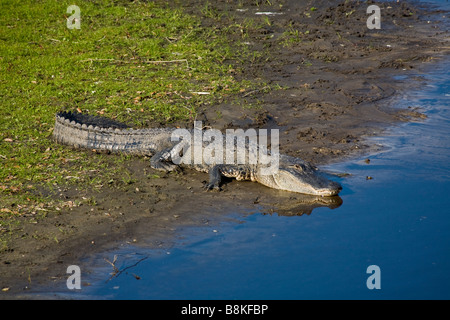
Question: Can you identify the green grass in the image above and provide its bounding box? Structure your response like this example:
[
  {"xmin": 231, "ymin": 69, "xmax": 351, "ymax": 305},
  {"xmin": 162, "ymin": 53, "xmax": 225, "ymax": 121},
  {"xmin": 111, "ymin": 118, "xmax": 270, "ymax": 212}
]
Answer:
[
  {"xmin": 0, "ymin": 0, "xmax": 269, "ymax": 249},
  {"xmin": 279, "ymin": 24, "xmax": 310, "ymax": 47}
]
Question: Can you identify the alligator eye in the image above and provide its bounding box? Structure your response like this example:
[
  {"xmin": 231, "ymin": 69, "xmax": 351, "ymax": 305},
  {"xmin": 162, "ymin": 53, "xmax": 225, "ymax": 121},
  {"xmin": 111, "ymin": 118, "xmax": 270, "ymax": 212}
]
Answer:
[{"xmin": 294, "ymin": 164, "xmax": 303, "ymax": 171}]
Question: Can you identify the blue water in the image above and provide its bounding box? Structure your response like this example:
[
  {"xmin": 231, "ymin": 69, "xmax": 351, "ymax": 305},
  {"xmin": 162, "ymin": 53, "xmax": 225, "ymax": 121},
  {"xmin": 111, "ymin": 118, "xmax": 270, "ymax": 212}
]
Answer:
[
  {"xmin": 45, "ymin": 56, "xmax": 449, "ymax": 300},
  {"xmin": 36, "ymin": 0, "xmax": 450, "ymax": 300}
]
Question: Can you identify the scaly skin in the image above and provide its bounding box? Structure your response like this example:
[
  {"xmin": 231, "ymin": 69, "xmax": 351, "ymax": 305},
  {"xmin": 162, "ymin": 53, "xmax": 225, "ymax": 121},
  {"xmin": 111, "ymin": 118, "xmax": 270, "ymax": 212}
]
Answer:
[{"xmin": 53, "ymin": 111, "xmax": 342, "ymax": 196}]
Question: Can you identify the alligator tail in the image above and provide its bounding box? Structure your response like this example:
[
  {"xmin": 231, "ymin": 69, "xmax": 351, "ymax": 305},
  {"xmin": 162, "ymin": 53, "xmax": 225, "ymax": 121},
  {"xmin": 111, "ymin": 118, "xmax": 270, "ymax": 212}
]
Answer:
[{"xmin": 53, "ymin": 111, "xmax": 172, "ymax": 155}]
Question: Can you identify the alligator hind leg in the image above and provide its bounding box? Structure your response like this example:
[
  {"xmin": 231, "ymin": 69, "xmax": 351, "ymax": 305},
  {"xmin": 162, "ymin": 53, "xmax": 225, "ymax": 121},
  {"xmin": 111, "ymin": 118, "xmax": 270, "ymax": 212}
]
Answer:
[{"xmin": 150, "ymin": 148, "xmax": 178, "ymax": 171}]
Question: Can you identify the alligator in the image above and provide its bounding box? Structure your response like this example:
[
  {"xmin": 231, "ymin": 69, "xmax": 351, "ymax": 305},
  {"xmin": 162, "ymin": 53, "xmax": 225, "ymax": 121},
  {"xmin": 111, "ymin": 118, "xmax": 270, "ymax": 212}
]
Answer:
[{"xmin": 53, "ymin": 111, "xmax": 342, "ymax": 196}]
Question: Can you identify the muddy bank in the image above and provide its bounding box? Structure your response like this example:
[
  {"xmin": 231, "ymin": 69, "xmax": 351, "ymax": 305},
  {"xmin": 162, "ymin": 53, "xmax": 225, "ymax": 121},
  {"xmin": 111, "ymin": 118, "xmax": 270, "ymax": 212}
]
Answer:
[
  {"xmin": 1, "ymin": 0, "xmax": 449, "ymax": 298},
  {"xmin": 187, "ymin": 0, "xmax": 449, "ymax": 164}
]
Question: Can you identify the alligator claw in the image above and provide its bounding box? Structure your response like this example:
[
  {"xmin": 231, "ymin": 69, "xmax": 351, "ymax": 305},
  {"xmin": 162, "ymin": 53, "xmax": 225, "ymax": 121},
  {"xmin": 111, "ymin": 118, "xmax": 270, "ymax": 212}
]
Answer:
[
  {"xmin": 203, "ymin": 181, "xmax": 221, "ymax": 191},
  {"xmin": 151, "ymin": 161, "xmax": 178, "ymax": 172}
]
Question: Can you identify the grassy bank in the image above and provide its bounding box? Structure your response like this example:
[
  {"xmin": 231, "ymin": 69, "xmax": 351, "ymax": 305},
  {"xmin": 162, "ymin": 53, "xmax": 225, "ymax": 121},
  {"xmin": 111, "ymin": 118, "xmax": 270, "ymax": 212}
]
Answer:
[{"xmin": 0, "ymin": 0, "xmax": 270, "ymax": 250}]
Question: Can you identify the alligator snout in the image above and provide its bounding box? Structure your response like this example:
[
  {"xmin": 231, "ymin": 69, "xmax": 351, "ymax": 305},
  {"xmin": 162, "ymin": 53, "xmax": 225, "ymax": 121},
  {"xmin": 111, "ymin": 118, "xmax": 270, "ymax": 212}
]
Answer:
[{"xmin": 317, "ymin": 180, "xmax": 342, "ymax": 196}]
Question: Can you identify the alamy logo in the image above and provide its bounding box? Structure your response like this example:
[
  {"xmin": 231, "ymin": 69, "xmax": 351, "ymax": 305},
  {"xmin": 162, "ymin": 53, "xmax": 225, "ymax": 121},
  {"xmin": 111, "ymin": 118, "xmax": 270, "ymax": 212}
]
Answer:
[
  {"xmin": 367, "ymin": 5, "xmax": 381, "ymax": 29},
  {"xmin": 170, "ymin": 121, "xmax": 280, "ymax": 175},
  {"xmin": 66, "ymin": 265, "xmax": 81, "ymax": 290},
  {"xmin": 67, "ymin": 5, "xmax": 81, "ymax": 29},
  {"xmin": 366, "ymin": 265, "xmax": 381, "ymax": 289}
]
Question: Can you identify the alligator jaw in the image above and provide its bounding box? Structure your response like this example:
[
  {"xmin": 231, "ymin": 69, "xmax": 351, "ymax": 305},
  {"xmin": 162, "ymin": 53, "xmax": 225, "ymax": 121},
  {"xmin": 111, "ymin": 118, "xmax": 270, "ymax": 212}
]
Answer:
[
  {"xmin": 312, "ymin": 182, "xmax": 342, "ymax": 197},
  {"xmin": 278, "ymin": 176, "xmax": 342, "ymax": 197}
]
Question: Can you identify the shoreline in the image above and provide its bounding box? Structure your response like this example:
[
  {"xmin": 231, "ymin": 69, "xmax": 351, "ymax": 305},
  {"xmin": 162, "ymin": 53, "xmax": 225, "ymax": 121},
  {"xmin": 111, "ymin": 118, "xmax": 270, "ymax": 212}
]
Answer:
[{"xmin": 1, "ymin": 0, "xmax": 449, "ymax": 298}]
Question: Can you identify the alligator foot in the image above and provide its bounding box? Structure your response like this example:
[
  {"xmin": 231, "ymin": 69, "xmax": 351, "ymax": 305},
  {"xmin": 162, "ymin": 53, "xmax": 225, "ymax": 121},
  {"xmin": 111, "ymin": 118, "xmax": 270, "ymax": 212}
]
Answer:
[
  {"xmin": 203, "ymin": 180, "xmax": 222, "ymax": 191},
  {"xmin": 151, "ymin": 161, "xmax": 178, "ymax": 171}
]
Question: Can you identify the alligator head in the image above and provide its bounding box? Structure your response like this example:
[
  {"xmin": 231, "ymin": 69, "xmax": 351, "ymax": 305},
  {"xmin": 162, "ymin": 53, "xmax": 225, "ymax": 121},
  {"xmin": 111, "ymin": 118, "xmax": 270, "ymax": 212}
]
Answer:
[{"xmin": 256, "ymin": 155, "xmax": 342, "ymax": 196}]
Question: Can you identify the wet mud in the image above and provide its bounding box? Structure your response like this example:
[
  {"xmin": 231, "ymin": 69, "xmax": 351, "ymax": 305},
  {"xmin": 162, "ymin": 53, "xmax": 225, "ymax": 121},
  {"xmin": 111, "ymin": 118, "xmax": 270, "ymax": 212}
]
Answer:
[{"xmin": 1, "ymin": 0, "xmax": 449, "ymax": 297}]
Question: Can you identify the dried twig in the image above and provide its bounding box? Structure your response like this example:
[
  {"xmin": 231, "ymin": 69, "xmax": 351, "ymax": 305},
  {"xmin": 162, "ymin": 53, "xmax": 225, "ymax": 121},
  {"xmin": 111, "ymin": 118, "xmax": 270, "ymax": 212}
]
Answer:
[
  {"xmin": 79, "ymin": 58, "xmax": 115, "ymax": 63},
  {"xmin": 104, "ymin": 254, "xmax": 148, "ymax": 282},
  {"xmin": 104, "ymin": 255, "xmax": 119, "ymax": 277},
  {"xmin": 79, "ymin": 58, "xmax": 189, "ymax": 68},
  {"xmin": 242, "ymin": 85, "xmax": 270, "ymax": 97}
]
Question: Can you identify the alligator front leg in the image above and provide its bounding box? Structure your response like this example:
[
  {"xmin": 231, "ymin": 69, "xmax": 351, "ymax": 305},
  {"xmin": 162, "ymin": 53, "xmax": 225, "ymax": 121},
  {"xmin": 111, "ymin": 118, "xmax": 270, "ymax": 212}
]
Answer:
[
  {"xmin": 204, "ymin": 164, "xmax": 224, "ymax": 191},
  {"xmin": 204, "ymin": 164, "xmax": 252, "ymax": 191},
  {"xmin": 150, "ymin": 147, "xmax": 178, "ymax": 171}
]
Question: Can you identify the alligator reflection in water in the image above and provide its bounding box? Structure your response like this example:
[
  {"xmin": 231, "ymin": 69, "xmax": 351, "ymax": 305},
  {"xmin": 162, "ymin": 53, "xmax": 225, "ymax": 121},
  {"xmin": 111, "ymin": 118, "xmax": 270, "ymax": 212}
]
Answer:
[
  {"xmin": 254, "ymin": 192, "xmax": 343, "ymax": 216},
  {"xmin": 86, "ymin": 193, "xmax": 343, "ymax": 286}
]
